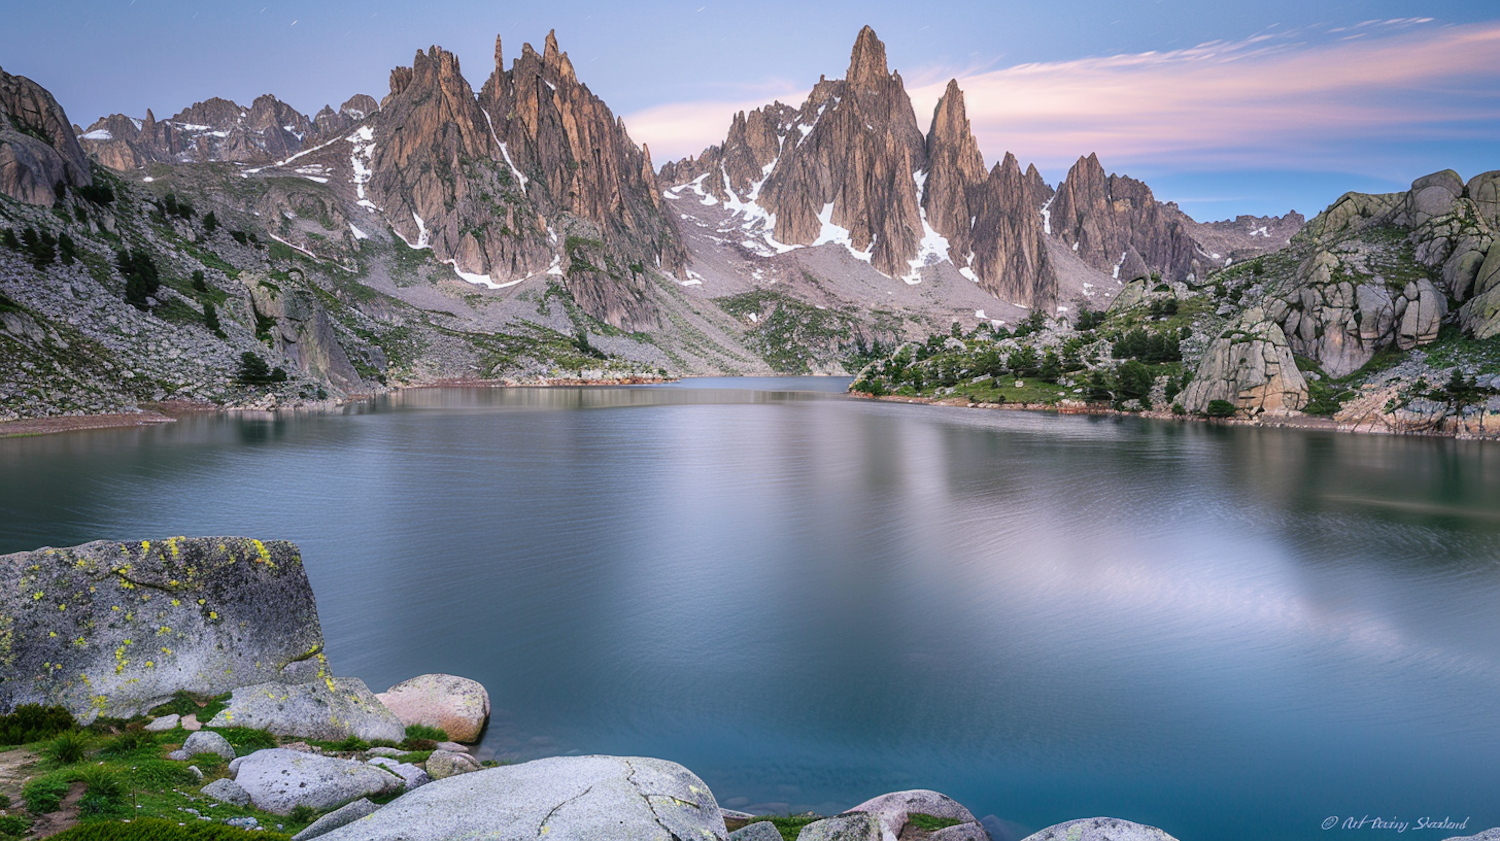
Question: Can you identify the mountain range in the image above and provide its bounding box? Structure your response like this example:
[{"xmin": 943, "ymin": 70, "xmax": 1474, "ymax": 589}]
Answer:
[{"xmin": 6, "ymin": 26, "xmax": 1492, "ymax": 435}]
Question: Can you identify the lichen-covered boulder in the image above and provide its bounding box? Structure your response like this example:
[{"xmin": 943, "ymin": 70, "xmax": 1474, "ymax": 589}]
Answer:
[
  {"xmin": 1182, "ymin": 308, "xmax": 1308, "ymax": 418},
  {"xmin": 207, "ymin": 677, "xmax": 405, "ymax": 743},
  {"xmin": 1403, "ymin": 170, "xmax": 1465, "ymax": 227},
  {"xmin": 1459, "ymin": 247, "xmax": 1500, "ymax": 339},
  {"xmin": 846, "ymin": 789, "xmax": 983, "ymax": 841},
  {"xmin": 374, "ymin": 673, "xmax": 490, "ymax": 742},
  {"xmin": 798, "ymin": 813, "xmax": 884, "ymax": 841},
  {"xmin": 315, "ymin": 755, "xmax": 727, "ymax": 841},
  {"xmin": 1441, "ymin": 828, "xmax": 1499, "ymax": 841},
  {"xmin": 233, "ymin": 748, "xmax": 401, "ymax": 815},
  {"xmin": 1469, "ymin": 171, "xmax": 1500, "ymax": 230},
  {"xmin": 1020, "ymin": 818, "xmax": 1179, "ymax": 841},
  {"xmin": 0, "ymin": 537, "xmax": 328, "ymax": 721}
]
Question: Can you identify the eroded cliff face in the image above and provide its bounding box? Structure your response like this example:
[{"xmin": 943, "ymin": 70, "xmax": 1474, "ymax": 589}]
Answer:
[
  {"xmin": 0, "ymin": 66, "xmax": 92, "ymax": 205},
  {"xmin": 1048, "ymin": 153, "xmax": 1200, "ymax": 283}
]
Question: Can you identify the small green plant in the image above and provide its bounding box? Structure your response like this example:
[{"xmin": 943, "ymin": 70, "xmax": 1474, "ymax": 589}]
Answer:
[
  {"xmin": 210, "ymin": 726, "xmax": 277, "ymax": 754},
  {"xmin": 149, "ymin": 691, "xmax": 202, "ymax": 718},
  {"xmin": 403, "ymin": 724, "xmax": 449, "ymax": 742},
  {"xmin": 744, "ymin": 815, "xmax": 823, "ymax": 841},
  {"xmin": 96, "ymin": 728, "xmax": 159, "ymax": 758},
  {"xmin": 42, "ymin": 730, "xmax": 90, "ymax": 765},
  {"xmin": 75, "ymin": 766, "xmax": 126, "ymax": 816},
  {"xmin": 22, "ymin": 774, "xmax": 71, "ymax": 813},
  {"xmin": 0, "ymin": 814, "xmax": 29, "ymax": 837},
  {"xmin": 907, "ymin": 813, "xmax": 963, "ymax": 831},
  {"xmin": 288, "ymin": 804, "xmax": 318, "ymax": 823},
  {"xmin": 0, "ymin": 704, "xmax": 77, "ymax": 745}
]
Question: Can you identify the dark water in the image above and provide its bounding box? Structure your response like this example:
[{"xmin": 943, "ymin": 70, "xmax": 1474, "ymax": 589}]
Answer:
[{"xmin": 3, "ymin": 379, "xmax": 1499, "ymax": 841}]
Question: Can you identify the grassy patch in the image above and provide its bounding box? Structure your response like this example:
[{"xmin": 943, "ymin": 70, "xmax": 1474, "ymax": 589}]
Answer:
[
  {"xmin": 907, "ymin": 813, "xmax": 964, "ymax": 831},
  {"xmin": 209, "ymin": 727, "xmax": 277, "ymax": 756},
  {"xmin": 22, "ymin": 774, "xmax": 71, "ymax": 813},
  {"xmin": 1421, "ymin": 324, "xmax": 1500, "ymax": 375},
  {"xmin": 404, "ymin": 724, "xmax": 448, "ymax": 742},
  {"xmin": 744, "ymin": 816, "xmax": 824, "ymax": 841},
  {"xmin": 49, "ymin": 817, "xmax": 291, "ymax": 840}
]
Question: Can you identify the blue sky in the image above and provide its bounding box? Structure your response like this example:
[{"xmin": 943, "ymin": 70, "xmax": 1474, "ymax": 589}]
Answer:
[{"xmin": 3, "ymin": 0, "xmax": 1497, "ymax": 220}]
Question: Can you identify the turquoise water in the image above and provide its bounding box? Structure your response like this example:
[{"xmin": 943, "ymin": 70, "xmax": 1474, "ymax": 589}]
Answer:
[{"xmin": 3, "ymin": 379, "xmax": 1498, "ymax": 841}]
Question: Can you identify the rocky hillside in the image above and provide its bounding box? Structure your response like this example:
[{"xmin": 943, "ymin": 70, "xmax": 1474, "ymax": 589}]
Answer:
[
  {"xmin": 78, "ymin": 94, "xmax": 379, "ymax": 171},
  {"xmin": 659, "ymin": 27, "xmax": 1300, "ymax": 319},
  {"xmin": 850, "ymin": 168, "xmax": 1500, "ymax": 439}
]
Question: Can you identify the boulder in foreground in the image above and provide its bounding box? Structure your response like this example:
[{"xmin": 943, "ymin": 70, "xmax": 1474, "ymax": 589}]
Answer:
[
  {"xmin": 233, "ymin": 748, "xmax": 400, "ymax": 815},
  {"xmin": 207, "ymin": 677, "xmax": 405, "ymax": 743},
  {"xmin": 0, "ymin": 537, "xmax": 327, "ymax": 720},
  {"xmin": 317, "ymin": 755, "xmax": 726, "ymax": 841},
  {"xmin": 375, "ymin": 673, "xmax": 491, "ymax": 742},
  {"xmin": 1020, "ymin": 817, "xmax": 1180, "ymax": 841}
]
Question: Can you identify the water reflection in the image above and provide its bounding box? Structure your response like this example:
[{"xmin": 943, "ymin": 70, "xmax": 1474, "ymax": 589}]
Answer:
[{"xmin": 2, "ymin": 383, "xmax": 1498, "ymax": 841}]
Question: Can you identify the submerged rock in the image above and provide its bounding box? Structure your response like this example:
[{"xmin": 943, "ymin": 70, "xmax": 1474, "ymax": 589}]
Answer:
[
  {"xmin": 207, "ymin": 677, "xmax": 405, "ymax": 743},
  {"xmin": 374, "ymin": 673, "xmax": 490, "ymax": 742},
  {"xmin": 316, "ymin": 755, "xmax": 726, "ymax": 841},
  {"xmin": 0, "ymin": 537, "xmax": 327, "ymax": 721}
]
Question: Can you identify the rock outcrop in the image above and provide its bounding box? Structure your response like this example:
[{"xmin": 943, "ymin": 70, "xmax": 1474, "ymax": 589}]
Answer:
[
  {"xmin": 292, "ymin": 798, "xmax": 381, "ymax": 841},
  {"xmin": 374, "ymin": 673, "xmax": 490, "ymax": 742},
  {"xmin": 0, "ymin": 66, "xmax": 92, "ymax": 205},
  {"xmin": 798, "ymin": 812, "xmax": 884, "ymax": 841},
  {"xmin": 846, "ymin": 789, "xmax": 986, "ymax": 841},
  {"xmin": 1049, "ymin": 153, "xmax": 1199, "ymax": 282},
  {"xmin": 1020, "ymin": 818, "xmax": 1180, "ymax": 841},
  {"xmin": 315, "ymin": 755, "xmax": 728, "ymax": 841},
  {"xmin": 243, "ymin": 273, "xmax": 362, "ymax": 389},
  {"xmin": 206, "ymin": 677, "xmax": 406, "ymax": 743},
  {"xmin": 0, "ymin": 537, "xmax": 326, "ymax": 721},
  {"xmin": 232, "ymin": 748, "xmax": 401, "ymax": 815},
  {"xmin": 359, "ymin": 32, "xmax": 684, "ymax": 329},
  {"xmin": 79, "ymin": 93, "xmax": 377, "ymax": 169},
  {"xmin": 1181, "ymin": 308, "xmax": 1309, "ymax": 417}
]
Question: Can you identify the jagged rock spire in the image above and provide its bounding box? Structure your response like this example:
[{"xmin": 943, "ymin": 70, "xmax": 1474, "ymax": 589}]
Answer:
[{"xmin": 847, "ymin": 25, "xmax": 889, "ymax": 88}]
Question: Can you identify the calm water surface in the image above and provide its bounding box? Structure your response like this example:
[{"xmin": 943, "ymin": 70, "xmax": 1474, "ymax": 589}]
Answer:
[{"xmin": 3, "ymin": 378, "xmax": 1499, "ymax": 841}]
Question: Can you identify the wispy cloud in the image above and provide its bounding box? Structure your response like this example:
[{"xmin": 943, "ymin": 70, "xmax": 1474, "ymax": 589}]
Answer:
[
  {"xmin": 628, "ymin": 21, "xmax": 1500, "ymax": 174},
  {"xmin": 624, "ymin": 81, "xmax": 808, "ymax": 163}
]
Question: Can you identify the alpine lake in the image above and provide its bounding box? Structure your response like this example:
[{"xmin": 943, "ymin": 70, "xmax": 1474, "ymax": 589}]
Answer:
[{"xmin": 3, "ymin": 378, "xmax": 1498, "ymax": 841}]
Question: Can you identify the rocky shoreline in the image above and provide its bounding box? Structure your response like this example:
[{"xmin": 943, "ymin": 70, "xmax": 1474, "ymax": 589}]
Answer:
[
  {"xmin": 2, "ymin": 537, "xmax": 1495, "ymax": 841},
  {"xmin": 856, "ymin": 390, "xmax": 1500, "ymax": 441}
]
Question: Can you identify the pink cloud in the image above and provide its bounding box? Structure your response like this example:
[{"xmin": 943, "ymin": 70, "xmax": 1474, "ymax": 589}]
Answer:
[
  {"xmin": 629, "ymin": 22, "xmax": 1500, "ymax": 173},
  {"xmin": 906, "ymin": 21, "xmax": 1500, "ymax": 172}
]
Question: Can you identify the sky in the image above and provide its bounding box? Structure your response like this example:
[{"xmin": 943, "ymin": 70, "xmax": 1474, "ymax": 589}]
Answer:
[{"xmin": 2, "ymin": 0, "xmax": 1497, "ymax": 220}]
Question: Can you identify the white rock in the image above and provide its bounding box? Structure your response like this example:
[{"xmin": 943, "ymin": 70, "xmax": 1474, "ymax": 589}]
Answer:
[
  {"xmin": 1020, "ymin": 817, "xmax": 1180, "ymax": 841},
  {"xmin": 145, "ymin": 714, "xmax": 180, "ymax": 731},
  {"xmin": 291, "ymin": 798, "xmax": 382, "ymax": 841},
  {"xmin": 315, "ymin": 755, "xmax": 726, "ymax": 841},
  {"xmin": 183, "ymin": 730, "xmax": 235, "ymax": 761},
  {"xmin": 200, "ymin": 777, "xmax": 251, "ymax": 807},
  {"xmin": 233, "ymin": 748, "xmax": 401, "ymax": 815}
]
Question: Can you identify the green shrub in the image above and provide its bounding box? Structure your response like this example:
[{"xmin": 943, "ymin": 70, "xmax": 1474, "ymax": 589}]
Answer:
[
  {"xmin": 75, "ymin": 766, "xmax": 127, "ymax": 816},
  {"xmin": 211, "ymin": 727, "xmax": 277, "ymax": 754},
  {"xmin": 0, "ymin": 792, "xmax": 10, "ymax": 809},
  {"xmin": 0, "ymin": 704, "xmax": 77, "ymax": 745},
  {"xmin": 1205, "ymin": 399, "xmax": 1238, "ymax": 419},
  {"xmin": 42, "ymin": 730, "xmax": 91, "ymax": 765},
  {"xmin": 0, "ymin": 814, "xmax": 29, "ymax": 837},
  {"xmin": 399, "ymin": 737, "xmax": 436, "ymax": 752},
  {"xmin": 288, "ymin": 804, "xmax": 318, "ymax": 823},
  {"xmin": 96, "ymin": 728, "xmax": 159, "ymax": 758},
  {"xmin": 49, "ymin": 817, "xmax": 291, "ymax": 840},
  {"xmin": 403, "ymin": 724, "xmax": 448, "ymax": 742},
  {"xmin": 22, "ymin": 774, "xmax": 71, "ymax": 813},
  {"xmin": 236, "ymin": 352, "xmax": 288, "ymax": 385}
]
